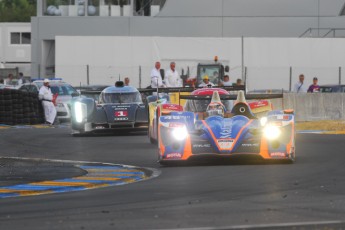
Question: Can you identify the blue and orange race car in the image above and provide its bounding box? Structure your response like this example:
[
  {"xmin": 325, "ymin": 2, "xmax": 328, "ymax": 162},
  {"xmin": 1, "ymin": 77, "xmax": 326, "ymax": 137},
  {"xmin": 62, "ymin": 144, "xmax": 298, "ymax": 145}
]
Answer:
[
  {"xmin": 157, "ymin": 89, "xmax": 295, "ymax": 164},
  {"xmin": 147, "ymin": 88, "xmax": 238, "ymax": 143}
]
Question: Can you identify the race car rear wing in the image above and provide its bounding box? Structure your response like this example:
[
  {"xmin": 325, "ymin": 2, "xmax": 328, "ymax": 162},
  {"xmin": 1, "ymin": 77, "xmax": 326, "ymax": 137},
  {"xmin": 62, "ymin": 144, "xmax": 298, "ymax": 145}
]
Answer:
[
  {"xmin": 138, "ymin": 85, "xmax": 245, "ymax": 94},
  {"xmin": 179, "ymin": 93, "xmax": 284, "ymax": 101}
]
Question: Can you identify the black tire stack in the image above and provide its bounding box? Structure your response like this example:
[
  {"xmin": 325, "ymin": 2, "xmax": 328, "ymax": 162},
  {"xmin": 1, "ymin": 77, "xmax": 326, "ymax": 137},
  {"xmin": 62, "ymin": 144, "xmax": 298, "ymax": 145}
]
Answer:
[{"xmin": 0, "ymin": 89, "xmax": 45, "ymax": 126}]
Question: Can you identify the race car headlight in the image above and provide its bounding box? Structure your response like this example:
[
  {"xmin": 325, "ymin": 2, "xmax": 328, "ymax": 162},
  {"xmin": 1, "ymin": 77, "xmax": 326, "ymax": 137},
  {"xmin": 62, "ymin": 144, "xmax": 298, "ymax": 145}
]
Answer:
[
  {"xmin": 264, "ymin": 126, "xmax": 281, "ymax": 140},
  {"xmin": 260, "ymin": 117, "xmax": 268, "ymax": 126},
  {"xmin": 172, "ymin": 126, "xmax": 188, "ymax": 141},
  {"xmin": 74, "ymin": 101, "xmax": 87, "ymax": 123}
]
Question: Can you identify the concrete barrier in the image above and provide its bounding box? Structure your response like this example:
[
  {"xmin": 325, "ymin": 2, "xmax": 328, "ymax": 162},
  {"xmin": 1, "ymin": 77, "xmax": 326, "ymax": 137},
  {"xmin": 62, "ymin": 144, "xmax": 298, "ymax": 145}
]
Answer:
[{"xmin": 269, "ymin": 93, "xmax": 345, "ymax": 122}]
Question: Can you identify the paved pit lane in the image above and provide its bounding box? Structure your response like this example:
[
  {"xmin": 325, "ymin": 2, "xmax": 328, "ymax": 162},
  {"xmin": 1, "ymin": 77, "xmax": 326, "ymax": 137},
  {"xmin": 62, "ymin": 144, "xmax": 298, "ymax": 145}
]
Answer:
[{"xmin": 0, "ymin": 157, "xmax": 157, "ymax": 198}]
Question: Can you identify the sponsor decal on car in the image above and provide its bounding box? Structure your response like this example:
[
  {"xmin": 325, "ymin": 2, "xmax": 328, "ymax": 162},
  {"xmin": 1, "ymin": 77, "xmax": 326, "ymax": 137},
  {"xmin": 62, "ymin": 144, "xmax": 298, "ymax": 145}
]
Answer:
[
  {"xmin": 276, "ymin": 115, "xmax": 290, "ymax": 120},
  {"xmin": 217, "ymin": 139, "xmax": 234, "ymax": 150},
  {"xmin": 270, "ymin": 152, "xmax": 286, "ymax": 157},
  {"xmin": 114, "ymin": 117, "xmax": 129, "ymax": 121},
  {"xmin": 160, "ymin": 116, "xmax": 185, "ymax": 122},
  {"xmin": 114, "ymin": 107, "xmax": 129, "ymax": 110},
  {"xmin": 241, "ymin": 143, "xmax": 259, "ymax": 147},
  {"xmin": 112, "ymin": 105, "xmax": 130, "ymax": 108},
  {"xmin": 115, "ymin": 110, "xmax": 128, "ymax": 117},
  {"xmin": 166, "ymin": 153, "xmax": 182, "ymax": 159},
  {"xmin": 192, "ymin": 144, "xmax": 211, "ymax": 148},
  {"xmin": 162, "ymin": 104, "xmax": 183, "ymax": 111},
  {"xmin": 249, "ymin": 100, "xmax": 269, "ymax": 109}
]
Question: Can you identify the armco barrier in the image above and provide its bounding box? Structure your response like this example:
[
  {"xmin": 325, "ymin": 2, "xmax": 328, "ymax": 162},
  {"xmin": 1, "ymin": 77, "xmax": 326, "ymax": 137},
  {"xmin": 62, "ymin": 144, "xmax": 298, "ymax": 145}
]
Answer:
[{"xmin": 0, "ymin": 89, "xmax": 45, "ymax": 125}]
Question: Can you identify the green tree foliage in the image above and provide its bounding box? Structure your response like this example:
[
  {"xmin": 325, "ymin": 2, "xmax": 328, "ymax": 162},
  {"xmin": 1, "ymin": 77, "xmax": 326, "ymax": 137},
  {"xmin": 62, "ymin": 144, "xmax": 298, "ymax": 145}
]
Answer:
[{"xmin": 0, "ymin": 0, "xmax": 36, "ymax": 22}]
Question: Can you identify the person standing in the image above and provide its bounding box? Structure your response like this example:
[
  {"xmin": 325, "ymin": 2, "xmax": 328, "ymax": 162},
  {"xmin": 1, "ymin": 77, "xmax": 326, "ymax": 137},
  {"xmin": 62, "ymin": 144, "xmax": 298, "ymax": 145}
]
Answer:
[
  {"xmin": 150, "ymin": 61, "xmax": 165, "ymax": 88},
  {"xmin": 124, "ymin": 77, "xmax": 130, "ymax": 86},
  {"xmin": 307, "ymin": 77, "xmax": 320, "ymax": 93},
  {"xmin": 221, "ymin": 75, "xmax": 232, "ymax": 86},
  {"xmin": 293, "ymin": 74, "xmax": 307, "ymax": 93},
  {"xmin": 4, "ymin": 73, "xmax": 14, "ymax": 85},
  {"xmin": 165, "ymin": 62, "xmax": 181, "ymax": 87},
  {"xmin": 17, "ymin": 72, "xmax": 24, "ymax": 85},
  {"xmin": 39, "ymin": 79, "xmax": 57, "ymax": 125}
]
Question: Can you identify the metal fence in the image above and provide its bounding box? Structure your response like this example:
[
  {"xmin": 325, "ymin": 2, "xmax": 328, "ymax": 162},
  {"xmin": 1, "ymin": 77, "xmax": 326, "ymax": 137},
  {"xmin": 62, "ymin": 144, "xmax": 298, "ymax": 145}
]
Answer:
[{"xmin": 54, "ymin": 64, "xmax": 345, "ymax": 92}]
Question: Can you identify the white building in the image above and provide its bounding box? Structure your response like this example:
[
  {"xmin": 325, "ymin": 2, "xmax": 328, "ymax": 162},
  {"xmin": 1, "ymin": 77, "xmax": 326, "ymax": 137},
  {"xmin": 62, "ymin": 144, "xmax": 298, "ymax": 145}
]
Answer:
[
  {"xmin": 28, "ymin": 0, "xmax": 345, "ymax": 89},
  {"xmin": 0, "ymin": 23, "xmax": 31, "ymax": 78}
]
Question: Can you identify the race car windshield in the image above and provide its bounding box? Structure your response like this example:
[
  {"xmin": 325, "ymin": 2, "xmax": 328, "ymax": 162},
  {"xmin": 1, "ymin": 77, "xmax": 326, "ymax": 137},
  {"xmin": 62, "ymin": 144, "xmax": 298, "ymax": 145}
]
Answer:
[
  {"xmin": 51, "ymin": 84, "xmax": 78, "ymax": 96},
  {"xmin": 100, "ymin": 92, "xmax": 142, "ymax": 104},
  {"xmin": 184, "ymin": 99, "xmax": 232, "ymax": 112},
  {"xmin": 198, "ymin": 67, "xmax": 220, "ymax": 86}
]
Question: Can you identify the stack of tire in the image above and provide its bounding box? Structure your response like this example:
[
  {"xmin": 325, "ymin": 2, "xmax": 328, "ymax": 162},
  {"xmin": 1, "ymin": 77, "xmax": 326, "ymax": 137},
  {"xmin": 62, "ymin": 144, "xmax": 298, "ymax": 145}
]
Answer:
[{"xmin": 0, "ymin": 89, "xmax": 45, "ymax": 125}]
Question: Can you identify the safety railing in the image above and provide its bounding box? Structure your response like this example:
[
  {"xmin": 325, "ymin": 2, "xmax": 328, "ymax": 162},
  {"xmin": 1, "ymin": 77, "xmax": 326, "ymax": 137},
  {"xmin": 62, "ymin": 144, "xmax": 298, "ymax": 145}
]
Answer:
[{"xmin": 299, "ymin": 28, "xmax": 345, "ymax": 38}]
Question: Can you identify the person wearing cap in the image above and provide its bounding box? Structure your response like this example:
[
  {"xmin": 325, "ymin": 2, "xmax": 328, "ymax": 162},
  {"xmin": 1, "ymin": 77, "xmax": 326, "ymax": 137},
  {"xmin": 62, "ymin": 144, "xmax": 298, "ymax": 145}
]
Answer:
[
  {"xmin": 307, "ymin": 77, "xmax": 320, "ymax": 93},
  {"xmin": 199, "ymin": 75, "xmax": 215, "ymax": 87},
  {"xmin": 39, "ymin": 79, "xmax": 57, "ymax": 125}
]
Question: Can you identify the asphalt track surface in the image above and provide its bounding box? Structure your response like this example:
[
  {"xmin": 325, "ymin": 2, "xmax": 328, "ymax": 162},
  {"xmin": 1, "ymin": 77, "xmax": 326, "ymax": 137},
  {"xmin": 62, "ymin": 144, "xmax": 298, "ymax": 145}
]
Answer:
[{"xmin": 1, "ymin": 127, "xmax": 345, "ymax": 230}]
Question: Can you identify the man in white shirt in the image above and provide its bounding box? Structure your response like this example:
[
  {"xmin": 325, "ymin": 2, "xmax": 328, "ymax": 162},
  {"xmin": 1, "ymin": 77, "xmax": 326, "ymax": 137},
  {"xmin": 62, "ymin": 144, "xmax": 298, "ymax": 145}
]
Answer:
[
  {"xmin": 124, "ymin": 77, "xmax": 130, "ymax": 86},
  {"xmin": 165, "ymin": 62, "xmax": 181, "ymax": 87},
  {"xmin": 199, "ymin": 75, "xmax": 215, "ymax": 87},
  {"xmin": 17, "ymin": 72, "xmax": 24, "ymax": 85},
  {"xmin": 293, "ymin": 74, "xmax": 307, "ymax": 93},
  {"xmin": 151, "ymin": 61, "xmax": 165, "ymax": 88},
  {"xmin": 39, "ymin": 79, "xmax": 57, "ymax": 125},
  {"xmin": 4, "ymin": 73, "xmax": 14, "ymax": 85},
  {"xmin": 221, "ymin": 75, "xmax": 232, "ymax": 86}
]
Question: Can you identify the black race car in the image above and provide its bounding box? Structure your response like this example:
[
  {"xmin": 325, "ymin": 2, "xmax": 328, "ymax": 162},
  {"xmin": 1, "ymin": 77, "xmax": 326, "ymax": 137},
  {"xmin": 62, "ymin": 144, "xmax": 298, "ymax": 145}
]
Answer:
[{"xmin": 70, "ymin": 82, "xmax": 148, "ymax": 135}]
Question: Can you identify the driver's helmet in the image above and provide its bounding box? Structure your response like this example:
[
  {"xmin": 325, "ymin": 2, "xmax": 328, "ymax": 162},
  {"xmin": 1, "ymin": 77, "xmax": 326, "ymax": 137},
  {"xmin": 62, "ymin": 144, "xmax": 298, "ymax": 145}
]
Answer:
[{"xmin": 206, "ymin": 102, "xmax": 225, "ymax": 117}]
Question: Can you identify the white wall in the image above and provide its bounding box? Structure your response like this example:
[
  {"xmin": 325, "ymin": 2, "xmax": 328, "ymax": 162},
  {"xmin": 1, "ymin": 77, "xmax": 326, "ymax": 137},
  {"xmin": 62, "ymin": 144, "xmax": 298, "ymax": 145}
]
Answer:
[
  {"xmin": 0, "ymin": 23, "xmax": 31, "ymax": 63},
  {"xmin": 55, "ymin": 36, "xmax": 242, "ymax": 87},
  {"xmin": 0, "ymin": 23, "xmax": 31, "ymax": 76},
  {"xmin": 55, "ymin": 36, "xmax": 345, "ymax": 89}
]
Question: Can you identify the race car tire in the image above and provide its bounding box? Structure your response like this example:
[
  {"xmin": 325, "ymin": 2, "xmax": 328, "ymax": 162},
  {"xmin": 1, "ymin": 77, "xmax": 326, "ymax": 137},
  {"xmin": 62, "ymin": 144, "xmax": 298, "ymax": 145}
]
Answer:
[
  {"xmin": 288, "ymin": 148, "xmax": 296, "ymax": 163},
  {"xmin": 149, "ymin": 128, "xmax": 157, "ymax": 144},
  {"xmin": 147, "ymin": 112, "xmax": 157, "ymax": 144}
]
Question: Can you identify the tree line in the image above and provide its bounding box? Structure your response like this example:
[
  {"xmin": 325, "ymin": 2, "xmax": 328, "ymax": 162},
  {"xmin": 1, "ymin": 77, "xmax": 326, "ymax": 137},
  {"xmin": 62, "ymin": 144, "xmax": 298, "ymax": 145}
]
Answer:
[{"xmin": 0, "ymin": 0, "xmax": 36, "ymax": 22}]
